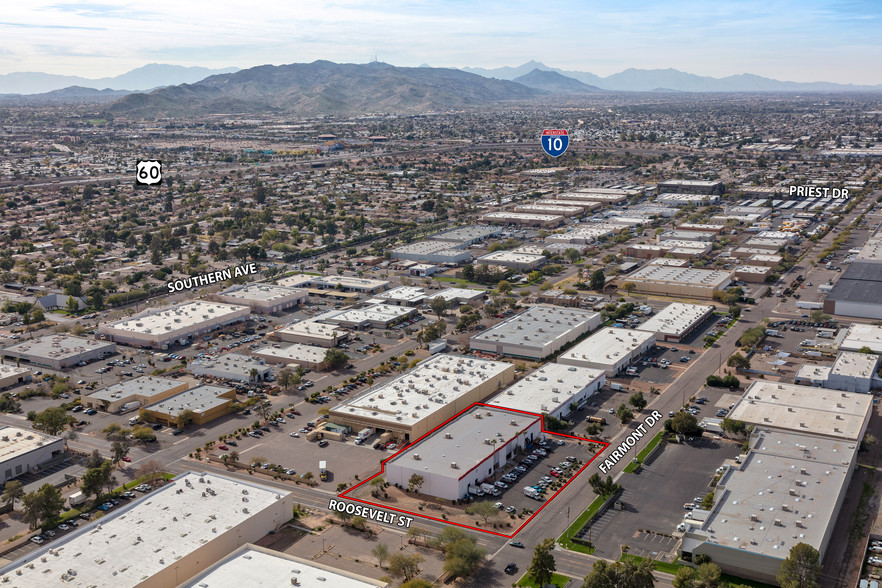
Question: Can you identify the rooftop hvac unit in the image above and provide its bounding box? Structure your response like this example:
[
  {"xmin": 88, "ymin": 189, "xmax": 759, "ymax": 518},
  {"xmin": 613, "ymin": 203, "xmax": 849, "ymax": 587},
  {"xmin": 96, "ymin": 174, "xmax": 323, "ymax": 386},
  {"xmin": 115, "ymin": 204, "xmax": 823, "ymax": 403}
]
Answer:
[
  {"xmin": 445, "ymin": 433, "xmax": 452, "ymax": 439},
  {"xmin": 774, "ymin": 519, "xmax": 782, "ymax": 526},
  {"xmin": 450, "ymin": 462, "xmax": 458, "ymax": 469}
]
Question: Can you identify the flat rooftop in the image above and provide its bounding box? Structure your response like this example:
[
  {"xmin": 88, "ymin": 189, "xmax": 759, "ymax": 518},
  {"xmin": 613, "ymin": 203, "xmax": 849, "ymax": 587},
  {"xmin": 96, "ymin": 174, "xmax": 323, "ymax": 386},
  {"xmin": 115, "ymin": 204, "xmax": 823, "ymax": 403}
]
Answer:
[
  {"xmin": 0, "ymin": 472, "xmax": 290, "ymax": 588},
  {"xmin": 830, "ymin": 351, "xmax": 879, "ymax": 379},
  {"xmin": 326, "ymin": 304, "xmax": 414, "ymax": 325},
  {"xmin": 656, "ymin": 193, "xmax": 720, "ymax": 202},
  {"xmin": 332, "ymin": 354, "xmax": 511, "ymax": 428},
  {"xmin": 146, "ymin": 384, "xmax": 234, "ymax": 417},
  {"xmin": 216, "ymin": 283, "xmax": 305, "ymax": 303},
  {"xmin": 476, "ymin": 251, "xmax": 546, "ymax": 264},
  {"xmin": 190, "ymin": 352, "xmax": 269, "ymax": 374},
  {"xmin": 277, "ymin": 274, "xmax": 390, "ymax": 291},
  {"xmin": 471, "ymin": 306, "xmax": 600, "ymax": 349},
  {"xmin": 427, "ymin": 287, "xmax": 487, "ymax": 302},
  {"xmin": 88, "ymin": 376, "xmax": 184, "ymax": 403},
  {"xmin": 734, "ymin": 265, "xmax": 770, "ymax": 274},
  {"xmin": 2, "ymin": 335, "xmax": 115, "ymax": 360},
  {"xmin": 180, "ymin": 544, "xmax": 387, "ymax": 588},
  {"xmin": 430, "ymin": 225, "xmax": 500, "ymax": 243},
  {"xmin": 559, "ymin": 328, "xmax": 655, "ymax": 365},
  {"xmin": 391, "ymin": 240, "xmax": 466, "ymax": 255},
  {"xmin": 0, "ymin": 426, "xmax": 60, "ymax": 466},
  {"xmin": 253, "ymin": 343, "xmax": 326, "ymax": 364},
  {"xmin": 482, "ymin": 212, "xmax": 564, "ymax": 221},
  {"xmin": 486, "ymin": 364, "xmax": 605, "ymax": 414},
  {"xmin": 624, "ymin": 266, "xmax": 732, "ymax": 287},
  {"xmin": 375, "ymin": 286, "xmax": 428, "ymax": 303},
  {"xmin": 728, "ymin": 381, "xmax": 873, "ymax": 441},
  {"xmin": 839, "ymin": 323, "xmax": 882, "ymax": 354},
  {"xmin": 387, "ymin": 405, "xmax": 540, "ymax": 481},
  {"xmin": 636, "ymin": 303, "xmax": 713, "ymax": 337},
  {"xmin": 699, "ymin": 429, "xmax": 851, "ymax": 558},
  {"xmin": 0, "ymin": 365, "xmax": 30, "ymax": 378},
  {"xmin": 104, "ymin": 301, "xmax": 248, "ymax": 335},
  {"xmin": 275, "ymin": 319, "xmax": 343, "ymax": 340}
]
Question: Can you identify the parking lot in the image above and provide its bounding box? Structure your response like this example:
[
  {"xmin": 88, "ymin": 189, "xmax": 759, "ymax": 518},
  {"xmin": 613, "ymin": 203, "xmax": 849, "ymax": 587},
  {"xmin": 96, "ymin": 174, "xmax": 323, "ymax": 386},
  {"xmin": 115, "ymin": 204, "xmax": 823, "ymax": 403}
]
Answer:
[{"xmin": 583, "ymin": 437, "xmax": 742, "ymax": 559}]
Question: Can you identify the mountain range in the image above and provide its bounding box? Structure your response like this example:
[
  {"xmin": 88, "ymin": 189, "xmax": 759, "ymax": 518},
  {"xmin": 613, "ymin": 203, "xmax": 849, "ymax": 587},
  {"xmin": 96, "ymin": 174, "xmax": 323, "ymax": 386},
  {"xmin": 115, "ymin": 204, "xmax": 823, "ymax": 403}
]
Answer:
[
  {"xmin": 106, "ymin": 61, "xmax": 543, "ymax": 116},
  {"xmin": 512, "ymin": 69, "xmax": 603, "ymax": 93},
  {"xmin": 461, "ymin": 61, "xmax": 882, "ymax": 92},
  {"xmin": 0, "ymin": 64, "xmax": 239, "ymax": 95}
]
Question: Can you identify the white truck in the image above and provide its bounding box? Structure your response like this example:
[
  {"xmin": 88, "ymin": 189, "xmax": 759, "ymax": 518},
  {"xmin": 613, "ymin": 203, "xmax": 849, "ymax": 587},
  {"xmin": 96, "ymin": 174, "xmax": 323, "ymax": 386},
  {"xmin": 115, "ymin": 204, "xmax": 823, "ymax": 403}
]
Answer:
[
  {"xmin": 795, "ymin": 301, "xmax": 823, "ymax": 310},
  {"xmin": 356, "ymin": 427, "xmax": 374, "ymax": 442},
  {"xmin": 765, "ymin": 329, "xmax": 783, "ymax": 338},
  {"xmin": 319, "ymin": 460, "xmax": 328, "ymax": 481},
  {"xmin": 610, "ymin": 382, "xmax": 624, "ymax": 391},
  {"xmin": 68, "ymin": 491, "xmax": 87, "ymax": 508},
  {"xmin": 523, "ymin": 487, "xmax": 541, "ymax": 499},
  {"xmin": 119, "ymin": 401, "xmax": 141, "ymax": 414},
  {"xmin": 480, "ymin": 483, "xmax": 496, "ymax": 494}
]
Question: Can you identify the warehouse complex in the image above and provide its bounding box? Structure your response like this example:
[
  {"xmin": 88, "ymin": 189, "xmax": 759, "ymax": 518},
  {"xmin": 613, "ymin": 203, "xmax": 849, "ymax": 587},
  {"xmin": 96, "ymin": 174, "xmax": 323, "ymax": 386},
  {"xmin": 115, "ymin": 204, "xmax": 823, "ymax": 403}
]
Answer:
[
  {"xmin": 390, "ymin": 241, "xmax": 471, "ymax": 265},
  {"xmin": 0, "ymin": 426, "xmax": 63, "ymax": 484},
  {"xmin": 213, "ymin": 283, "xmax": 307, "ymax": 313},
  {"xmin": 475, "ymin": 251, "xmax": 547, "ymax": 271},
  {"xmin": 636, "ymin": 303, "xmax": 715, "ymax": 342},
  {"xmin": 383, "ymin": 405, "xmax": 542, "ymax": 500},
  {"xmin": 0, "ymin": 364, "xmax": 31, "ymax": 390},
  {"xmin": 1, "ymin": 335, "xmax": 116, "ymax": 370},
  {"xmin": 98, "ymin": 301, "xmax": 250, "ymax": 349},
  {"xmin": 278, "ymin": 274, "xmax": 389, "ymax": 294},
  {"xmin": 252, "ymin": 343, "xmax": 328, "ymax": 370},
  {"xmin": 324, "ymin": 304, "xmax": 418, "ymax": 329},
  {"xmin": 485, "ymin": 363, "xmax": 606, "ymax": 420},
  {"xmin": 190, "ymin": 352, "xmax": 273, "ymax": 383},
  {"xmin": 680, "ymin": 383, "xmax": 873, "ymax": 584},
  {"xmin": 838, "ymin": 323, "xmax": 882, "ymax": 354},
  {"xmin": 180, "ymin": 544, "xmax": 388, "ymax": 588},
  {"xmin": 273, "ymin": 318, "xmax": 345, "ymax": 347},
  {"xmin": 0, "ymin": 472, "xmax": 294, "ymax": 588},
  {"xmin": 619, "ymin": 266, "xmax": 733, "ymax": 299},
  {"xmin": 142, "ymin": 384, "xmax": 237, "ymax": 426},
  {"xmin": 470, "ymin": 306, "xmax": 602, "ymax": 359},
  {"xmin": 558, "ymin": 327, "xmax": 655, "ymax": 375},
  {"xmin": 83, "ymin": 375, "xmax": 188, "ymax": 413},
  {"xmin": 329, "ymin": 354, "xmax": 515, "ymax": 441}
]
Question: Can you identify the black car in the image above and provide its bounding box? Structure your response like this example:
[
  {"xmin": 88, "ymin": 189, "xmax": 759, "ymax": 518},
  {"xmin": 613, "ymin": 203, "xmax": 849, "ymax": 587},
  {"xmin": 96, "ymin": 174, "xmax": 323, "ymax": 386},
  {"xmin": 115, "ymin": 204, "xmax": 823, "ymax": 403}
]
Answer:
[
  {"xmin": 226, "ymin": 440, "xmax": 238, "ymax": 447},
  {"xmin": 505, "ymin": 563, "xmax": 518, "ymax": 575},
  {"xmin": 261, "ymin": 426, "xmax": 271, "ymax": 432},
  {"xmin": 151, "ymin": 423, "xmax": 163, "ymax": 430},
  {"xmin": 373, "ymin": 442, "xmax": 385, "ymax": 450},
  {"xmin": 509, "ymin": 541, "xmax": 525, "ymax": 548}
]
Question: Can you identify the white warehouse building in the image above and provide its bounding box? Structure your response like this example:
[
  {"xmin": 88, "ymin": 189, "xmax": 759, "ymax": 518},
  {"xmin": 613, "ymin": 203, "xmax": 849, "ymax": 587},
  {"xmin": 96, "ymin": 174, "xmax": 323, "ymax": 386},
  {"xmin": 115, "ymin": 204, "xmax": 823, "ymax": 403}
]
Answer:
[
  {"xmin": 0, "ymin": 426, "xmax": 64, "ymax": 484},
  {"xmin": 558, "ymin": 327, "xmax": 656, "ymax": 376},
  {"xmin": 189, "ymin": 352, "xmax": 273, "ymax": 383},
  {"xmin": 636, "ymin": 302, "xmax": 715, "ymax": 342},
  {"xmin": 213, "ymin": 283, "xmax": 308, "ymax": 313},
  {"xmin": 485, "ymin": 363, "xmax": 606, "ymax": 420},
  {"xmin": 470, "ymin": 306, "xmax": 602, "ymax": 360},
  {"xmin": 383, "ymin": 405, "xmax": 542, "ymax": 500}
]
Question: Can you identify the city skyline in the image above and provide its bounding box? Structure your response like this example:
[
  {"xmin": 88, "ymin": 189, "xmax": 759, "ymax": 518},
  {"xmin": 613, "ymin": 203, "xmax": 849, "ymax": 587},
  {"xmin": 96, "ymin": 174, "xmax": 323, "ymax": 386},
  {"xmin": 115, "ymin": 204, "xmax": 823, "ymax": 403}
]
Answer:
[{"xmin": 1, "ymin": 0, "xmax": 881, "ymax": 84}]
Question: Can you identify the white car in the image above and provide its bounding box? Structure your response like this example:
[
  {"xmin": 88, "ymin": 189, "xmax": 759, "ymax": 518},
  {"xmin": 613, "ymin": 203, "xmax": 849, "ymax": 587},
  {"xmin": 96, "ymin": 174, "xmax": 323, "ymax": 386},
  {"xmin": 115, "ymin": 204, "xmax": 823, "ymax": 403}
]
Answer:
[
  {"xmin": 289, "ymin": 432, "xmax": 299, "ymax": 438},
  {"xmin": 495, "ymin": 481, "xmax": 508, "ymax": 489}
]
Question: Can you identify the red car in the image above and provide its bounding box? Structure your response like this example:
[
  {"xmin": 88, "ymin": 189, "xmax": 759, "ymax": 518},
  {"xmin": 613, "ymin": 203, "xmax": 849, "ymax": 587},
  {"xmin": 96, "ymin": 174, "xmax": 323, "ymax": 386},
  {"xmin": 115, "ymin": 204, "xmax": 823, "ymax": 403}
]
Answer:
[
  {"xmin": 218, "ymin": 445, "xmax": 228, "ymax": 451},
  {"xmin": 122, "ymin": 457, "xmax": 131, "ymax": 462}
]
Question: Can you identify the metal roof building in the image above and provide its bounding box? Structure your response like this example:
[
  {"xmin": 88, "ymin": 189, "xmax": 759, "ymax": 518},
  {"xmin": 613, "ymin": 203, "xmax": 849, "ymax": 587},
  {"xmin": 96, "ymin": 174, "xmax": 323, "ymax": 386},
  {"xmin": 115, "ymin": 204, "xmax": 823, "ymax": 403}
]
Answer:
[{"xmin": 470, "ymin": 306, "xmax": 601, "ymax": 359}]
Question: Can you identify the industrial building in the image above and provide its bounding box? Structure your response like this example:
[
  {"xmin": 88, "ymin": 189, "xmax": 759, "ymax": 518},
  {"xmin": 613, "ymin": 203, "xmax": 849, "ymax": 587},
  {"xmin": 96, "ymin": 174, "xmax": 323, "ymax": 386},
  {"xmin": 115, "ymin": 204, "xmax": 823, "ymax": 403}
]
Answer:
[
  {"xmin": 82, "ymin": 376, "xmax": 188, "ymax": 413},
  {"xmin": 0, "ymin": 426, "xmax": 63, "ymax": 484},
  {"xmin": 1, "ymin": 335, "xmax": 116, "ymax": 370},
  {"xmin": 190, "ymin": 352, "xmax": 273, "ymax": 383},
  {"xmin": 655, "ymin": 193, "xmax": 721, "ymax": 205},
  {"xmin": 470, "ymin": 306, "xmax": 602, "ymax": 359},
  {"xmin": 372, "ymin": 286, "xmax": 429, "ymax": 307},
  {"xmin": 475, "ymin": 251, "xmax": 546, "ymax": 271},
  {"xmin": 0, "ymin": 364, "xmax": 31, "ymax": 390},
  {"xmin": 535, "ymin": 199, "xmax": 601, "ymax": 212},
  {"xmin": 839, "ymin": 323, "xmax": 882, "ymax": 354},
  {"xmin": 486, "ymin": 363, "xmax": 606, "ymax": 420},
  {"xmin": 273, "ymin": 319, "xmax": 345, "ymax": 347},
  {"xmin": 277, "ymin": 274, "xmax": 389, "ymax": 294},
  {"xmin": 142, "ymin": 384, "xmax": 237, "ymax": 426},
  {"xmin": 619, "ymin": 266, "xmax": 732, "ymax": 299},
  {"xmin": 556, "ymin": 191, "xmax": 628, "ymax": 204},
  {"xmin": 390, "ymin": 241, "xmax": 472, "ymax": 265},
  {"xmin": 824, "ymin": 351, "xmax": 881, "ymax": 393},
  {"xmin": 514, "ymin": 203, "xmax": 583, "ymax": 217},
  {"xmin": 329, "ymin": 354, "xmax": 515, "ymax": 441},
  {"xmin": 545, "ymin": 225, "xmax": 623, "ymax": 244},
  {"xmin": 657, "ymin": 179, "xmax": 725, "ymax": 195},
  {"xmin": 636, "ymin": 303, "xmax": 715, "ymax": 342},
  {"xmin": 823, "ymin": 262, "xmax": 882, "ymax": 320},
  {"xmin": 0, "ymin": 472, "xmax": 294, "ymax": 588},
  {"xmin": 426, "ymin": 287, "xmax": 487, "ymax": 306},
  {"xmin": 383, "ymin": 405, "xmax": 542, "ymax": 500},
  {"xmin": 480, "ymin": 211, "xmax": 565, "ymax": 228},
  {"xmin": 747, "ymin": 253, "xmax": 783, "ymax": 267},
  {"xmin": 180, "ymin": 544, "xmax": 388, "ymax": 588},
  {"xmin": 213, "ymin": 283, "xmax": 307, "ymax": 313},
  {"xmin": 558, "ymin": 327, "xmax": 655, "ymax": 376},
  {"xmin": 324, "ymin": 304, "xmax": 418, "ymax": 329},
  {"xmin": 252, "ymin": 343, "xmax": 327, "ymax": 370},
  {"xmin": 679, "ymin": 383, "xmax": 873, "ymax": 585},
  {"xmin": 430, "ymin": 225, "xmax": 501, "ymax": 245},
  {"xmin": 99, "ymin": 301, "xmax": 250, "ymax": 349},
  {"xmin": 733, "ymin": 265, "xmax": 773, "ymax": 283}
]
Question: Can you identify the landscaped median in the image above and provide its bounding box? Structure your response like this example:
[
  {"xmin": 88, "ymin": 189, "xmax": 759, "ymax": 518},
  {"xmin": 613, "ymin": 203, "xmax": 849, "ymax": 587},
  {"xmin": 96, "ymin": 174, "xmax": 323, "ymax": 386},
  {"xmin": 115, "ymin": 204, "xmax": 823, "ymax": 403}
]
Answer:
[
  {"xmin": 618, "ymin": 554, "xmax": 776, "ymax": 588},
  {"xmin": 622, "ymin": 430, "xmax": 664, "ymax": 473},
  {"xmin": 557, "ymin": 493, "xmax": 613, "ymax": 554},
  {"xmin": 515, "ymin": 572, "xmax": 572, "ymax": 587}
]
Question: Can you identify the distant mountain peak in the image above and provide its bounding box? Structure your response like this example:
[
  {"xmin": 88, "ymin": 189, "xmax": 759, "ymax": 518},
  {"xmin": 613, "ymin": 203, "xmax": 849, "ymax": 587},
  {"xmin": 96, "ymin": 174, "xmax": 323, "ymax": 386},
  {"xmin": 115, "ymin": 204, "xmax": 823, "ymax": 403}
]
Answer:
[{"xmin": 513, "ymin": 69, "xmax": 603, "ymax": 93}]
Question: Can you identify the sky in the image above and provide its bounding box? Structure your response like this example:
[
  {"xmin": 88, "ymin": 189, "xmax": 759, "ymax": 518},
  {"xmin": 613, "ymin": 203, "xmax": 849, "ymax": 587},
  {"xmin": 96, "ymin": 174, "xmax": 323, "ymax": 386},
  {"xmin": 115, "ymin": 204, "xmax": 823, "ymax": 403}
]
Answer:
[{"xmin": 1, "ymin": 0, "xmax": 881, "ymax": 83}]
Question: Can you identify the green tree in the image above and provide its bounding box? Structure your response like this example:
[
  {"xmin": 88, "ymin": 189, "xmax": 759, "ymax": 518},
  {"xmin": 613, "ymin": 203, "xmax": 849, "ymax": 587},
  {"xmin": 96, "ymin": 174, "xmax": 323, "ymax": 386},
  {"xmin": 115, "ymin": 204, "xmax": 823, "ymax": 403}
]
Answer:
[
  {"xmin": 673, "ymin": 567, "xmax": 697, "ymax": 588},
  {"xmin": 529, "ymin": 538, "xmax": 556, "ymax": 587},
  {"xmin": 388, "ymin": 553, "xmax": 424, "ymax": 581},
  {"xmin": 400, "ymin": 580, "xmax": 433, "ymax": 588},
  {"xmin": 65, "ymin": 296, "xmax": 81, "ymax": 315},
  {"xmin": 1, "ymin": 480, "xmax": 24, "ymax": 510},
  {"xmin": 84, "ymin": 449, "xmax": 104, "ymax": 470},
  {"xmin": 0, "ymin": 393, "xmax": 21, "ymax": 413},
  {"xmin": 720, "ymin": 418, "xmax": 747, "ymax": 436},
  {"xmin": 324, "ymin": 348, "xmax": 349, "ymax": 370},
  {"xmin": 33, "ymin": 406, "xmax": 71, "ymax": 436},
  {"xmin": 857, "ymin": 346, "xmax": 875, "ymax": 354},
  {"xmin": 444, "ymin": 538, "xmax": 486, "ymax": 579},
  {"xmin": 629, "ymin": 391, "xmax": 647, "ymax": 411},
  {"xmin": 408, "ymin": 473, "xmax": 425, "ymax": 494},
  {"xmin": 176, "ymin": 408, "xmax": 195, "ymax": 429},
  {"xmin": 278, "ymin": 368, "xmax": 294, "ymax": 391},
  {"xmin": 777, "ymin": 542, "xmax": 822, "ymax": 588},
  {"xmin": 430, "ymin": 297, "xmax": 449, "ymax": 319},
  {"xmin": 583, "ymin": 558, "xmax": 655, "ymax": 588},
  {"xmin": 81, "ymin": 460, "xmax": 116, "ymax": 499},
  {"xmin": 617, "ymin": 403, "xmax": 634, "ymax": 425},
  {"xmin": 671, "ymin": 412, "xmax": 700, "ymax": 435},
  {"xmin": 465, "ymin": 501, "xmax": 500, "ymax": 525},
  {"xmin": 695, "ymin": 562, "xmax": 722, "ymax": 588},
  {"xmin": 21, "ymin": 484, "xmax": 65, "ymax": 530},
  {"xmin": 589, "ymin": 269, "xmax": 606, "ymax": 291},
  {"xmin": 622, "ymin": 282, "xmax": 637, "ymax": 295},
  {"xmin": 726, "ymin": 353, "xmax": 751, "ymax": 370},
  {"xmin": 111, "ymin": 441, "xmax": 130, "ymax": 467},
  {"xmin": 372, "ymin": 543, "xmax": 390, "ymax": 568}
]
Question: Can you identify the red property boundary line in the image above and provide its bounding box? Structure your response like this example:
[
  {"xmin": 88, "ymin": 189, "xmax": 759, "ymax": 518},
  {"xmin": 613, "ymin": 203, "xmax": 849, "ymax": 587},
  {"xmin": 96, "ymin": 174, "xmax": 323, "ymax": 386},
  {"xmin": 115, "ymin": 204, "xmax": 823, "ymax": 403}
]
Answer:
[{"xmin": 339, "ymin": 401, "xmax": 609, "ymax": 538}]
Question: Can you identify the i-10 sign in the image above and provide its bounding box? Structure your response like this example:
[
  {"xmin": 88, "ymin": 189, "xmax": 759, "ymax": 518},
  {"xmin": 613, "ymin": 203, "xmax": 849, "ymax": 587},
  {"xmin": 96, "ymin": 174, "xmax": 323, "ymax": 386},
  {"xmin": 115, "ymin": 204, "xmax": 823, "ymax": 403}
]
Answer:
[{"xmin": 541, "ymin": 129, "xmax": 569, "ymax": 157}]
